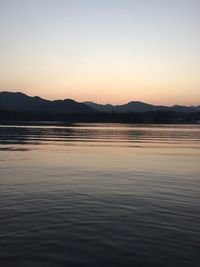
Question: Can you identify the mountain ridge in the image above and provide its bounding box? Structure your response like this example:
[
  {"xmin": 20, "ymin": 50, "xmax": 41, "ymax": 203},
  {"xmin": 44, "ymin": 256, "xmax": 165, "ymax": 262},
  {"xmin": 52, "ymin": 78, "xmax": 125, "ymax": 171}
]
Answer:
[
  {"xmin": 0, "ymin": 91, "xmax": 199, "ymax": 113},
  {"xmin": 0, "ymin": 91, "xmax": 94, "ymax": 113},
  {"xmin": 84, "ymin": 100, "xmax": 200, "ymax": 113}
]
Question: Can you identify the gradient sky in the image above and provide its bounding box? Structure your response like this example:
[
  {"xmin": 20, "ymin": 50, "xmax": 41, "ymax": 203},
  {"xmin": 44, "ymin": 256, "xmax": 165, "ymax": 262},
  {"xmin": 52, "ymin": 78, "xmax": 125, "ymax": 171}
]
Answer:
[{"xmin": 0, "ymin": 0, "xmax": 199, "ymax": 105}]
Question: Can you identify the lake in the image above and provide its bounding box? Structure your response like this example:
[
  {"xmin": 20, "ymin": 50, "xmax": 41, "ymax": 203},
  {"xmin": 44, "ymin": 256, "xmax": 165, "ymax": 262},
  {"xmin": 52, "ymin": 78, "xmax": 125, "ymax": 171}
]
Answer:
[{"xmin": 0, "ymin": 123, "xmax": 199, "ymax": 266}]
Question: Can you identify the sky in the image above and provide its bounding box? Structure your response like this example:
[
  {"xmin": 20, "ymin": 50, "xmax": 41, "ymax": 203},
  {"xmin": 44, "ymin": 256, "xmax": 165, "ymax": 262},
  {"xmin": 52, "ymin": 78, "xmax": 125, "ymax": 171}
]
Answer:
[{"xmin": 0, "ymin": 0, "xmax": 199, "ymax": 105}]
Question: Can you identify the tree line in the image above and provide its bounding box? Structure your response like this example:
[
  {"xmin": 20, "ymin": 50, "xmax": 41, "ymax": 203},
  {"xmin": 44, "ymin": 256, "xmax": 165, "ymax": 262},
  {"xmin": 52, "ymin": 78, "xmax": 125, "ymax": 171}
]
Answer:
[{"xmin": 0, "ymin": 109, "xmax": 200, "ymax": 124}]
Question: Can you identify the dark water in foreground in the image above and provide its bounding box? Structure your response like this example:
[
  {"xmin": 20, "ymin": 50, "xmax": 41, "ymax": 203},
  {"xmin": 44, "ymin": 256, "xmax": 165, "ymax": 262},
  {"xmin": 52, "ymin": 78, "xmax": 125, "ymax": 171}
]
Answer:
[{"xmin": 0, "ymin": 123, "xmax": 199, "ymax": 267}]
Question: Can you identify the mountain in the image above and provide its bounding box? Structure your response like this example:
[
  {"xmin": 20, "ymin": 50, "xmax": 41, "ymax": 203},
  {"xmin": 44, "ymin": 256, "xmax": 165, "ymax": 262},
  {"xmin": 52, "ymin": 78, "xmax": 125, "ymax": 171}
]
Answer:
[
  {"xmin": 170, "ymin": 105, "xmax": 198, "ymax": 113},
  {"xmin": 85, "ymin": 101, "xmax": 199, "ymax": 113},
  {"xmin": 115, "ymin": 101, "xmax": 168, "ymax": 112},
  {"xmin": 84, "ymin": 102, "xmax": 115, "ymax": 112},
  {"xmin": 0, "ymin": 91, "xmax": 95, "ymax": 113},
  {"xmin": 0, "ymin": 91, "xmax": 199, "ymax": 114}
]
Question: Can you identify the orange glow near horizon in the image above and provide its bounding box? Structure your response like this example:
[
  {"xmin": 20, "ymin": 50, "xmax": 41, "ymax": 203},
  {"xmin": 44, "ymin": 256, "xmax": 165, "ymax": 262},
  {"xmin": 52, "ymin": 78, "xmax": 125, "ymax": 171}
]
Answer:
[{"xmin": 0, "ymin": 0, "xmax": 199, "ymax": 106}]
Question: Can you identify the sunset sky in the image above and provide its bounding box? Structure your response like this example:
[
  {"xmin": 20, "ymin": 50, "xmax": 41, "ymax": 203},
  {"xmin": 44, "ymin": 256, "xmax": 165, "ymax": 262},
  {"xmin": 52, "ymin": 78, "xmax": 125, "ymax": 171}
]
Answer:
[{"xmin": 0, "ymin": 0, "xmax": 199, "ymax": 105}]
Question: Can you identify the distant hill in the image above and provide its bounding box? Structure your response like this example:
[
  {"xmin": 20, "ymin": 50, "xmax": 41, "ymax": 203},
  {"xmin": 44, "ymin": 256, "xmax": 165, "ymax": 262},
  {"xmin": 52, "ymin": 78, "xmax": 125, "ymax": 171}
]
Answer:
[
  {"xmin": 115, "ymin": 101, "xmax": 168, "ymax": 112},
  {"xmin": 84, "ymin": 102, "xmax": 115, "ymax": 112},
  {"xmin": 0, "ymin": 91, "xmax": 95, "ymax": 113},
  {"xmin": 0, "ymin": 91, "xmax": 199, "ymax": 123},
  {"xmin": 170, "ymin": 105, "xmax": 200, "ymax": 113},
  {"xmin": 0, "ymin": 91, "xmax": 199, "ymax": 114},
  {"xmin": 85, "ymin": 101, "xmax": 199, "ymax": 113}
]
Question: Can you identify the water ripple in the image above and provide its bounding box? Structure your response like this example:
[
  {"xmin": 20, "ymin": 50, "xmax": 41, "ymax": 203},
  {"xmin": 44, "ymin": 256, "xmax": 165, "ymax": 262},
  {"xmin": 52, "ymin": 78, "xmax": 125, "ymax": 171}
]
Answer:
[{"xmin": 0, "ymin": 124, "xmax": 200, "ymax": 266}]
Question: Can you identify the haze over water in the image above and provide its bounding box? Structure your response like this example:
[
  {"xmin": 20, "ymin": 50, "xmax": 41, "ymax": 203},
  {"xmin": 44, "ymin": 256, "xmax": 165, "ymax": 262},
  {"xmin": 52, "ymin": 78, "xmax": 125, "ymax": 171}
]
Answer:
[{"xmin": 0, "ymin": 123, "xmax": 199, "ymax": 266}]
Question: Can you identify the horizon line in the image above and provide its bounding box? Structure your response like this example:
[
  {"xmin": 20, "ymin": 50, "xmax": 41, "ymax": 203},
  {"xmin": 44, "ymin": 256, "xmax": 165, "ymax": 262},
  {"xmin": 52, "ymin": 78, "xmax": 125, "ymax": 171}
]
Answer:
[{"xmin": 1, "ymin": 90, "xmax": 199, "ymax": 107}]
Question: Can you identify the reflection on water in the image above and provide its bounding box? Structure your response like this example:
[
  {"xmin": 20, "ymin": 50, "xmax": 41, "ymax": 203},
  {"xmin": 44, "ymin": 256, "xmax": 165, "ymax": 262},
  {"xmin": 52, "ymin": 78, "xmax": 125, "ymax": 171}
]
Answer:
[{"xmin": 0, "ymin": 123, "xmax": 200, "ymax": 266}]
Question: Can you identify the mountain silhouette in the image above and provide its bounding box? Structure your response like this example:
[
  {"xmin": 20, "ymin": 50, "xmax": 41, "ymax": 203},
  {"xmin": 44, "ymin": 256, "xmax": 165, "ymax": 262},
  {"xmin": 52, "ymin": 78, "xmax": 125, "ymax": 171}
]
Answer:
[
  {"xmin": 0, "ymin": 91, "xmax": 199, "ymax": 114},
  {"xmin": 0, "ymin": 91, "xmax": 94, "ymax": 113},
  {"xmin": 84, "ymin": 102, "xmax": 115, "ymax": 112},
  {"xmin": 115, "ymin": 101, "xmax": 167, "ymax": 112},
  {"xmin": 84, "ymin": 101, "xmax": 199, "ymax": 113}
]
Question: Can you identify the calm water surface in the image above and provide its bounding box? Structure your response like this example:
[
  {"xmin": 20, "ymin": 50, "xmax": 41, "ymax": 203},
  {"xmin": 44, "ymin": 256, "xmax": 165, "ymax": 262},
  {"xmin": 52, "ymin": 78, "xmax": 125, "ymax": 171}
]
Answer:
[{"xmin": 0, "ymin": 123, "xmax": 200, "ymax": 266}]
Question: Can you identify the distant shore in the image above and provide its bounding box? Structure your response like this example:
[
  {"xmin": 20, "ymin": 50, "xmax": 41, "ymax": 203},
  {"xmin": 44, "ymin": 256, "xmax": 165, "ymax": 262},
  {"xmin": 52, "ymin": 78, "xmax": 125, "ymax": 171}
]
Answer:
[{"xmin": 0, "ymin": 110, "xmax": 200, "ymax": 124}]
